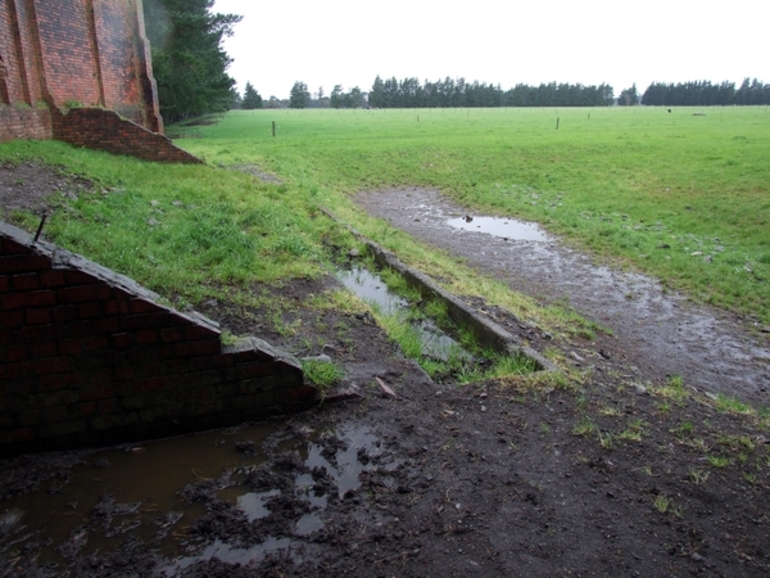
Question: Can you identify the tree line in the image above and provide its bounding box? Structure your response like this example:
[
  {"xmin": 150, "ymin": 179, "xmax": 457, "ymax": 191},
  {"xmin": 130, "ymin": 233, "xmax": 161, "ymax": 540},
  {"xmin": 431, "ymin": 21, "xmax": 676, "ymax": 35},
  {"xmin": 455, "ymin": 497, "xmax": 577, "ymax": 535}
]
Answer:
[
  {"xmin": 366, "ymin": 76, "xmax": 616, "ymax": 108},
  {"xmin": 641, "ymin": 79, "xmax": 770, "ymax": 106}
]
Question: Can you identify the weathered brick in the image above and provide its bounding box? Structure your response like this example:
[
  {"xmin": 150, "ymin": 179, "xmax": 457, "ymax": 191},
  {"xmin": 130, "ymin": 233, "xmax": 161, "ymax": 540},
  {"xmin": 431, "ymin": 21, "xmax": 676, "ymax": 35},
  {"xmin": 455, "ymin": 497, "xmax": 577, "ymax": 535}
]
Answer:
[
  {"xmin": 227, "ymin": 363, "xmax": 272, "ymax": 381},
  {"xmin": 6, "ymin": 345, "xmax": 27, "ymax": 362},
  {"xmin": 59, "ymin": 284, "xmax": 112, "ymax": 304},
  {"xmin": 113, "ymin": 365, "xmax": 136, "ymax": 380},
  {"xmin": 139, "ymin": 406, "xmax": 173, "ymax": 422},
  {"xmin": 175, "ymin": 339, "xmax": 221, "ymax": 358},
  {"xmin": 129, "ymin": 299, "xmax": 163, "ymax": 314},
  {"xmin": 134, "ymin": 377, "xmax": 165, "ymax": 392},
  {"xmin": 18, "ymin": 410, "xmax": 42, "ymax": 427},
  {"xmin": 160, "ymin": 327, "xmax": 184, "ymax": 343},
  {"xmin": 0, "ymin": 428, "xmax": 35, "ymax": 444},
  {"xmin": 64, "ymin": 270, "xmax": 99, "ymax": 285},
  {"xmin": 53, "ymin": 305, "xmax": 78, "ymax": 323},
  {"xmin": 75, "ymin": 402, "xmax": 97, "ymax": 417},
  {"xmin": 289, "ymin": 385, "xmax": 317, "ymax": 402},
  {"xmin": 184, "ymin": 325, "xmax": 218, "ymax": 341},
  {"xmin": 0, "ymin": 255, "xmax": 50, "ymax": 274},
  {"xmin": 121, "ymin": 395, "xmax": 146, "ymax": 410},
  {"xmin": 0, "ymin": 310, "xmax": 24, "ymax": 327},
  {"xmin": 39, "ymin": 270, "xmax": 67, "ymax": 288},
  {"xmin": 78, "ymin": 301, "xmax": 103, "ymax": 318},
  {"xmin": 120, "ymin": 313, "xmax": 176, "ymax": 331},
  {"xmin": 17, "ymin": 323, "xmax": 67, "ymax": 343},
  {"xmin": 80, "ymin": 380, "xmax": 117, "ymax": 400},
  {"xmin": 26, "ymin": 307, "xmax": 53, "ymax": 325},
  {"xmin": 11, "ymin": 273, "xmax": 40, "ymax": 291},
  {"xmin": 20, "ymin": 356, "xmax": 73, "ymax": 376},
  {"xmin": 1, "ymin": 290, "xmax": 56, "ymax": 310},
  {"xmin": 43, "ymin": 405, "xmax": 70, "ymax": 422},
  {"xmin": 59, "ymin": 340, "xmax": 82, "ymax": 355},
  {"xmin": 103, "ymin": 299, "xmax": 130, "ymax": 315},
  {"xmin": 135, "ymin": 329, "xmax": 159, "ymax": 345},
  {"xmin": 111, "ymin": 333, "xmax": 133, "ymax": 349},
  {"xmin": 0, "ymin": 238, "xmax": 28, "ymax": 255},
  {"xmin": 30, "ymin": 341, "xmax": 58, "ymax": 358},
  {"xmin": 98, "ymin": 398, "xmax": 120, "ymax": 415},
  {"xmin": 40, "ymin": 420, "xmax": 87, "ymax": 439},
  {"xmin": 79, "ymin": 335, "xmax": 109, "ymax": 352},
  {"xmin": 39, "ymin": 373, "xmax": 79, "ymax": 392},
  {"xmin": 0, "ymin": 363, "xmax": 19, "ymax": 380}
]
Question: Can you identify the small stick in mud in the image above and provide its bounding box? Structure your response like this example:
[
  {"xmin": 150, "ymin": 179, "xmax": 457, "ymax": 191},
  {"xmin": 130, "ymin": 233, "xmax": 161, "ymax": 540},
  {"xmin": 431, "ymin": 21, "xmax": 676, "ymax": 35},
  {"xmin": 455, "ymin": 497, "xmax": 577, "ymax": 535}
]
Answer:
[{"xmin": 376, "ymin": 376, "xmax": 397, "ymax": 398}]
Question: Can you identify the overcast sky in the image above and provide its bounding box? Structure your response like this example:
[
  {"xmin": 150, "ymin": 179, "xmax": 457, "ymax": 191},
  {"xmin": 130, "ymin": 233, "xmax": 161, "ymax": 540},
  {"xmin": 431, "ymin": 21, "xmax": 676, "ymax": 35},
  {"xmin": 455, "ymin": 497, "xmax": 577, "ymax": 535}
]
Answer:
[{"xmin": 212, "ymin": 0, "xmax": 769, "ymax": 100}]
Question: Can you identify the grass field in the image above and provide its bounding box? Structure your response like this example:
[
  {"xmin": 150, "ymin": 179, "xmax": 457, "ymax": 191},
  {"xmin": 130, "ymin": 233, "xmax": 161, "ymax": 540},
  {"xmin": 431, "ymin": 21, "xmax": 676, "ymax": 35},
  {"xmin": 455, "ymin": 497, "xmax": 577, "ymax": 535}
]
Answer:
[
  {"xmin": 179, "ymin": 106, "xmax": 770, "ymax": 324},
  {"xmin": 2, "ymin": 106, "xmax": 769, "ymax": 325}
]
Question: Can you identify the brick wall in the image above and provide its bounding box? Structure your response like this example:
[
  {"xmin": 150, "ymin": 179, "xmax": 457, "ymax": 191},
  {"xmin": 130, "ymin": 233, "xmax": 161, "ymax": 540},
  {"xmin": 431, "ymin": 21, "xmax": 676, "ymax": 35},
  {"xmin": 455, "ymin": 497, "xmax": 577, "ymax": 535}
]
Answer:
[
  {"xmin": 0, "ymin": 222, "xmax": 316, "ymax": 456},
  {"xmin": 0, "ymin": 0, "xmax": 186, "ymax": 162},
  {"xmin": 53, "ymin": 107, "xmax": 202, "ymax": 164},
  {"xmin": 0, "ymin": 106, "xmax": 52, "ymax": 141}
]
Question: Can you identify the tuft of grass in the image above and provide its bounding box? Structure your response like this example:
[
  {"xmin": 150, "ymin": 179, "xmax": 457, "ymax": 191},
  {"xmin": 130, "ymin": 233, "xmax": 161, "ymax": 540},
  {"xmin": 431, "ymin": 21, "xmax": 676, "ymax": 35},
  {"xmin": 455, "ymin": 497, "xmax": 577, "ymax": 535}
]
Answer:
[
  {"xmin": 689, "ymin": 468, "xmax": 710, "ymax": 485},
  {"xmin": 308, "ymin": 288, "xmax": 368, "ymax": 315},
  {"xmin": 302, "ymin": 359, "xmax": 344, "ymax": 390},
  {"xmin": 618, "ymin": 419, "xmax": 647, "ymax": 443},
  {"xmin": 711, "ymin": 393, "xmax": 755, "ymax": 416},
  {"xmin": 671, "ymin": 420, "xmax": 695, "ymax": 440},
  {"xmin": 572, "ymin": 416, "xmax": 597, "ymax": 437},
  {"xmin": 649, "ymin": 375, "xmax": 688, "ymax": 404},
  {"xmin": 706, "ymin": 455, "xmax": 732, "ymax": 469},
  {"xmin": 653, "ymin": 493, "xmax": 670, "ymax": 514},
  {"xmin": 598, "ymin": 405, "xmax": 622, "ymax": 417},
  {"xmin": 597, "ymin": 430, "xmax": 614, "ymax": 450},
  {"xmin": 652, "ymin": 493, "xmax": 685, "ymax": 519}
]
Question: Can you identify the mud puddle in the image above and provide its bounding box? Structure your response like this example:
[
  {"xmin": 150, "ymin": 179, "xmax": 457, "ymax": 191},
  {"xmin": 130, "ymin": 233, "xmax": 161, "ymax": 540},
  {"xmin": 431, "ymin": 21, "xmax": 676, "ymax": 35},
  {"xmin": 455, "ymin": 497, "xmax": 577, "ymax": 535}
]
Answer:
[
  {"xmin": 447, "ymin": 215, "xmax": 548, "ymax": 242},
  {"xmin": 1, "ymin": 421, "xmax": 391, "ymax": 573},
  {"xmin": 337, "ymin": 265, "xmax": 472, "ymax": 363},
  {"xmin": 356, "ymin": 187, "xmax": 770, "ymax": 404}
]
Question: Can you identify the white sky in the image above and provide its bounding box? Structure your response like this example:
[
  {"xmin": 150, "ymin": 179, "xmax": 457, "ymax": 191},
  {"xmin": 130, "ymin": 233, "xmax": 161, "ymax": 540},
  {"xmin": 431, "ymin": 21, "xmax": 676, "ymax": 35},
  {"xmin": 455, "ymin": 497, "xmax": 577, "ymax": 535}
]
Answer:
[{"xmin": 213, "ymin": 0, "xmax": 769, "ymax": 100}]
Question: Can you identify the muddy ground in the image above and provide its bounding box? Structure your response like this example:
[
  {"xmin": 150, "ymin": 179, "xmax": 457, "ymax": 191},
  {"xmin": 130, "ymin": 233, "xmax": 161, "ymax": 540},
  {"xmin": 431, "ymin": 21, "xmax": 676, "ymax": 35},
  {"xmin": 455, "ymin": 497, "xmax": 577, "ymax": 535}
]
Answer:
[{"xmin": 2, "ymin": 164, "xmax": 770, "ymax": 577}]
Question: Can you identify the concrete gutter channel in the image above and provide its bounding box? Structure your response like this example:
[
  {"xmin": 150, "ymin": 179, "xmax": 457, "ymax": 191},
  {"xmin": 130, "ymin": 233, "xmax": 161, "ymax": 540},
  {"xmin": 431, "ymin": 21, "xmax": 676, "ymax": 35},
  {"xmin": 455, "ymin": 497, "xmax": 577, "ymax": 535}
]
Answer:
[{"xmin": 323, "ymin": 209, "xmax": 559, "ymax": 375}]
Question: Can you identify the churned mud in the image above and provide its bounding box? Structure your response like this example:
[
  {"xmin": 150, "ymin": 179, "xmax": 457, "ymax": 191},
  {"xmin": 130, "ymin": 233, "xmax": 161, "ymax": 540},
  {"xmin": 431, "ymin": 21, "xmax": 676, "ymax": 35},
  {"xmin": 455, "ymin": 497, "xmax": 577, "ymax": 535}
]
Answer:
[
  {"xmin": 356, "ymin": 187, "xmax": 770, "ymax": 405},
  {"xmin": 2, "ymin": 165, "xmax": 770, "ymax": 577}
]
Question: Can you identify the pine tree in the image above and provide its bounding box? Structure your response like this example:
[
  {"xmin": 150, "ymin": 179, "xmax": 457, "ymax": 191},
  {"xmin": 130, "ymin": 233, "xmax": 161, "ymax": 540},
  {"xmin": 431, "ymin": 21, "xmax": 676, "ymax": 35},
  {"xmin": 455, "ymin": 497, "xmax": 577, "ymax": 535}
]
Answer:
[
  {"xmin": 289, "ymin": 81, "xmax": 310, "ymax": 109},
  {"xmin": 617, "ymin": 84, "xmax": 639, "ymax": 106},
  {"xmin": 143, "ymin": 0, "xmax": 241, "ymax": 123},
  {"xmin": 241, "ymin": 82, "xmax": 262, "ymax": 109}
]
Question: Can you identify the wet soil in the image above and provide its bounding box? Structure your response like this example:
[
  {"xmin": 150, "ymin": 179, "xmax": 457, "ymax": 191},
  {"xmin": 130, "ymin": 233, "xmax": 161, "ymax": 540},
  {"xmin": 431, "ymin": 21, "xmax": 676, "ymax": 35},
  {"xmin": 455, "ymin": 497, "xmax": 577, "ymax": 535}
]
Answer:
[
  {"xmin": 2, "ymin": 165, "xmax": 770, "ymax": 577},
  {"xmin": 356, "ymin": 187, "xmax": 770, "ymax": 406}
]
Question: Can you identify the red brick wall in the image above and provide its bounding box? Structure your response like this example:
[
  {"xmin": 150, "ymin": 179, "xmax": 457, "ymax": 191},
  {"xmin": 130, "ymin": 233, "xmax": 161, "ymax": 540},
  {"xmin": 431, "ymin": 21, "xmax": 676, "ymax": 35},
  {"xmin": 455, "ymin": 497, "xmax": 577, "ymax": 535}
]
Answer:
[
  {"xmin": 0, "ymin": 0, "xmax": 176, "ymax": 161},
  {"xmin": 1, "ymin": 0, "xmax": 47, "ymax": 107},
  {"xmin": 53, "ymin": 107, "xmax": 201, "ymax": 164},
  {"xmin": 0, "ymin": 107, "xmax": 52, "ymax": 141},
  {"xmin": 0, "ymin": 222, "xmax": 315, "ymax": 456},
  {"xmin": 35, "ymin": 0, "xmax": 103, "ymax": 107}
]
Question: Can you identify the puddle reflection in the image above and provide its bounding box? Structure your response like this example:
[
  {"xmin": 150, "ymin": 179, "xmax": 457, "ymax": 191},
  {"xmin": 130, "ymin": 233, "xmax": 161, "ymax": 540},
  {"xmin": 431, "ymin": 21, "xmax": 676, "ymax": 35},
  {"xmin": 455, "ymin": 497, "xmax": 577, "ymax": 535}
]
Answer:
[
  {"xmin": 447, "ymin": 215, "xmax": 548, "ymax": 241},
  {"xmin": 336, "ymin": 266, "xmax": 472, "ymax": 362}
]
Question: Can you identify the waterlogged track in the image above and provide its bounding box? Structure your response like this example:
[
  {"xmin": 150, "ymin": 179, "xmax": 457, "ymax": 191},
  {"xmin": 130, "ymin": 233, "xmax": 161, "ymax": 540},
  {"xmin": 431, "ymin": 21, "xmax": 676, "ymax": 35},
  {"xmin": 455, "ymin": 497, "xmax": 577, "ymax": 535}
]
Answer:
[{"xmin": 356, "ymin": 188, "xmax": 770, "ymax": 405}]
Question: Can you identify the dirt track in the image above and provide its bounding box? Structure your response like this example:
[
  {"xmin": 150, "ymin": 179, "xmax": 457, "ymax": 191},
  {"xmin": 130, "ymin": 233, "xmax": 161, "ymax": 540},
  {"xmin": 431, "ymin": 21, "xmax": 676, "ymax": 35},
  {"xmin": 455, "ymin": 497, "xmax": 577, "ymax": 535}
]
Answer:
[{"xmin": 356, "ymin": 187, "xmax": 770, "ymax": 405}]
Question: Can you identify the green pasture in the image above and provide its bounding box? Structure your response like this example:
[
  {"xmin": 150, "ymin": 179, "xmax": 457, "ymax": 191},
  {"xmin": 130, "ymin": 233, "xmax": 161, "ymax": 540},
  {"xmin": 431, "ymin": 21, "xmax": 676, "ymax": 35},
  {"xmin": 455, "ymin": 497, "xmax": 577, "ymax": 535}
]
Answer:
[
  {"xmin": 180, "ymin": 106, "xmax": 770, "ymax": 324},
  {"xmin": 1, "ymin": 105, "xmax": 769, "ymax": 327}
]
